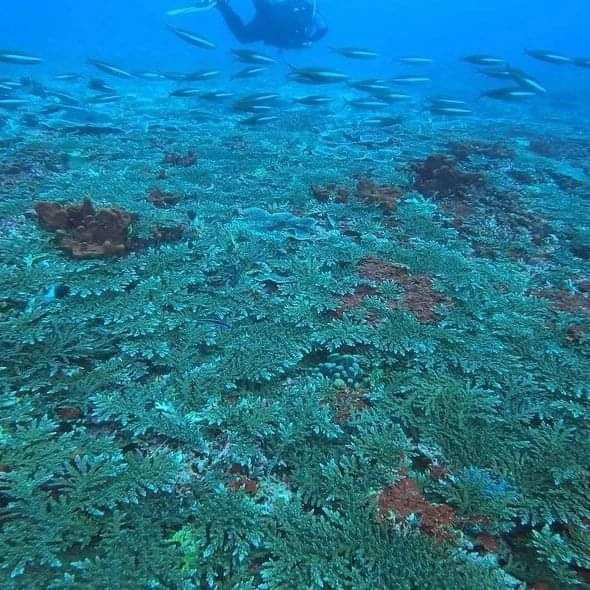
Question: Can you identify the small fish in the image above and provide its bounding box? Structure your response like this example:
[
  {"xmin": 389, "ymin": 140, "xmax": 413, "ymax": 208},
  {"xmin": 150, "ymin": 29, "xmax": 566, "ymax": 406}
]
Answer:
[
  {"xmin": 430, "ymin": 96, "xmax": 468, "ymax": 107},
  {"xmin": 88, "ymin": 79, "xmax": 116, "ymax": 93},
  {"xmin": 0, "ymin": 79, "xmax": 27, "ymax": 89},
  {"xmin": 346, "ymin": 98, "xmax": 389, "ymax": 110},
  {"xmin": 461, "ymin": 54, "xmax": 506, "ymax": 66},
  {"xmin": 236, "ymin": 92, "xmax": 280, "ymax": 105},
  {"xmin": 369, "ymin": 90, "xmax": 412, "ymax": 103},
  {"xmin": 332, "ymin": 47, "xmax": 379, "ymax": 60},
  {"xmin": 170, "ymin": 88, "xmax": 201, "ymax": 98},
  {"xmin": 241, "ymin": 114, "xmax": 278, "ymax": 125},
  {"xmin": 232, "ymin": 103, "xmax": 274, "ymax": 114},
  {"xmin": 88, "ymin": 59, "xmax": 133, "ymax": 79},
  {"xmin": 295, "ymin": 95, "xmax": 333, "ymax": 106},
  {"xmin": 162, "ymin": 71, "xmax": 189, "ymax": 81},
  {"xmin": 525, "ymin": 49, "xmax": 572, "ymax": 64},
  {"xmin": 167, "ymin": 26, "xmax": 216, "ymax": 50},
  {"xmin": 87, "ymin": 94, "xmax": 122, "ymax": 104},
  {"xmin": 0, "ymin": 98, "xmax": 29, "ymax": 109},
  {"xmin": 477, "ymin": 67, "xmax": 516, "ymax": 80},
  {"xmin": 39, "ymin": 104, "xmax": 89, "ymax": 116},
  {"xmin": 289, "ymin": 66, "xmax": 348, "ymax": 85},
  {"xmin": 398, "ymin": 56, "xmax": 433, "ymax": 65},
  {"xmin": 64, "ymin": 124, "xmax": 123, "ymax": 135},
  {"xmin": 349, "ymin": 81, "xmax": 391, "ymax": 94},
  {"xmin": 364, "ymin": 116, "xmax": 402, "ymax": 127},
  {"xmin": 54, "ymin": 73, "xmax": 83, "ymax": 82},
  {"xmin": 0, "ymin": 50, "xmax": 43, "ymax": 65},
  {"xmin": 46, "ymin": 90, "xmax": 81, "ymax": 106},
  {"xmin": 166, "ymin": 1, "xmax": 216, "ymax": 16},
  {"xmin": 430, "ymin": 106, "xmax": 473, "ymax": 116},
  {"xmin": 481, "ymin": 87, "xmax": 538, "ymax": 101},
  {"xmin": 510, "ymin": 71, "xmax": 547, "ymax": 94},
  {"xmin": 573, "ymin": 57, "xmax": 590, "ymax": 69},
  {"xmin": 39, "ymin": 104, "xmax": 67, "ymax": 115},
  {"xmin": 199, "ymin": 90, "xmax": 234, "ymax": 101},
  {"xmin": 134, "ymin": 71, "xmax": 166, "ymax": 80},
  {"xmin": 231, "ymin": 49, "xmax": 277, "ymax": 65},
  {"xmin": 182, "ymin": 69, "xmax": 221, "ymax": 81},
  {"xmin": 391, "ymin": 75, "xmax": 431, "ymax": 85},
  {"xmin": 232, "ymin": 66, "xmax": 268, "ymax": 79}
]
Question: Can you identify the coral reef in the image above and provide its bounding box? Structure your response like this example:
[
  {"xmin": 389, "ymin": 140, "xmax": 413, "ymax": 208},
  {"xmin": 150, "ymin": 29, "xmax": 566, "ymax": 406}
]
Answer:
[
  {"xmin": 360, "ymin": 257, "xmax": 450, "ymax": 322},
  {"xmin": 378, "ymin": 476, "xmax": 457, "ymax": 540},
  {"xmin": 147, "ymin": 187, "xmax": 181, "ymax": 208},
  {"xmin": 34, "ymin": 197, "xmax": 135, "ymax": 258},
  {"xmin": 309, "ymin": 182, "xmax": 349, "ymax": 204},
  {"xmin": 412, "ymin": 154, "xmax": 485, "ymax": 198},
  {"xmin": 162, "ymin": 149, "xmax": 197, "ymax": 167},
  {"xmin": 356, "ymin": 178, "xmax": 402, "ymax": 213},
  {"xmin": 2, "ymin": 76, "xmax": 590, "ymax": 590}
]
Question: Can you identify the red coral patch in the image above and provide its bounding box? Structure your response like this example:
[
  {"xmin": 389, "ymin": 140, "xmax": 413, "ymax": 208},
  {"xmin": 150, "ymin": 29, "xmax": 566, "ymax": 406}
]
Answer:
[
  {"xmin": 378, "ymin": 477, "xmax": 456, "ymax": 540},
  {"xmin": 356, "ymin": 178, "xmax": 402, "ymax": 213},
  {"xmin": 359, "ymin": 257, "xmax": 450, "ymax": 323}
]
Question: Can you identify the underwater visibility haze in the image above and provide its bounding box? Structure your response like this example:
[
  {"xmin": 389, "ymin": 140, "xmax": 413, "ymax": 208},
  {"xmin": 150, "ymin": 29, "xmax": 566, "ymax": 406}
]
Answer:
[{"xmin": 2, "ymin": 1, "xmax": 590, "ymax": 588}]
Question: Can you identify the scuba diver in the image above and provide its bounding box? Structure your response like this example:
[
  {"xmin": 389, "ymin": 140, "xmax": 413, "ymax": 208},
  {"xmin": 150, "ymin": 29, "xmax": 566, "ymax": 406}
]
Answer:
[{"xmin": 215, "ymin": 0, "xmax": 328, "ymax": 49}]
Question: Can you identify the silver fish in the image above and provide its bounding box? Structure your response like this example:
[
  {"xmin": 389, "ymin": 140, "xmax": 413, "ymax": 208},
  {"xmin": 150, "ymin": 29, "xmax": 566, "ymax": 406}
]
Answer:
[
  {"xmin": 346, "ymin": 98, "xmax": 389, "ymax": 110},
  {"xmin": 54, "ymin": 73, "xmax": 83, "ymax": 82},
  {"xmin": 241, "ymin": 114, "xmax": 278, "ymax": 125},
  {"xmin": 391, "ymin": 75, "xmax": 431, "ymax": 85},
  {"xmin": 170, "ymin": 88, "xmax": 201, "ymax": 97},
  {"xmin": 430, "ymin": 106, "xmax": 473, "ymax": 116},
  {"xmin": 167, "ymin": 26, "xmax": 216, "ymax": 50},
  {"xmin": 87, "ymin": 93, "xmax": 122, "ymax": 104},
  {"xmin": 399, "ymin": 56, "xmax": 433, "ymax": 65},
  {"xmin": 525, "ymin": 49, "xmax": 572, "ymax": 64},
  {"xmin": 0, "ymin": 98, "xmax": 30, "ymax": 109},
  {"xmin": 289, "ymin": 66, "xmax": 348, "ymax": 85},
  {"xmin": 199, "ymin": 90, "xmax": 234, "ymax": 101},
  {"xmin": 88, "ymin": 59, "xmax": 133, "ymax": 79},
  {"xmin": 481, "ymin": 87, "xmax": 538, "ymax": 101},
  {"xmin": 461, "ymin": 54, "xmax": 506, "ymax": 66},
  {"xmin": 295, "ymin": 95, "xmax": 333, "ymax": 106},
  {"xmin": 0, "ymin": 50, "xmax": 42, "ymax": 65},
  {"xmin": 232, "ymin": 66, "xmax": 268, "ymax": 79},
  {"xmin": 332, "ymin": 47, "xmax": 379, "ymax": 60},
  {"xmin": 182, "ymin": 69, "xmax": 221, "ymax": 81},
  {"xmin": 231, "ymin": 49, "xmax": 277, "ymax": 65}
]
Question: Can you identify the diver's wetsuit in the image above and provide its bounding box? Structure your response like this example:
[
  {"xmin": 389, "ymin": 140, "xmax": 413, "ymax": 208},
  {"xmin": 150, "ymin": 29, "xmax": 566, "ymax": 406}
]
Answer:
[{"xmin": 217, "ymin": 0, "xmax": 327, "ymax": 49}]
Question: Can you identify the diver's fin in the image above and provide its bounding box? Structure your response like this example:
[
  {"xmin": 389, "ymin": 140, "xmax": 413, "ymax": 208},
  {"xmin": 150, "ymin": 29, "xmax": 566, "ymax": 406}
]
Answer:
[{"xmin": 166, "ymin": 1, "xmax": 217, "ymax": 16}]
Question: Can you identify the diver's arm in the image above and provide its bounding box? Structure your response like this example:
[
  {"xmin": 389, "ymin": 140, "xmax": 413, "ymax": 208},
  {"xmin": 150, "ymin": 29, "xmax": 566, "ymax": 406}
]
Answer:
[{"xmin": 217, "ymin": 0, "xmax": 263, "ymax": 43}]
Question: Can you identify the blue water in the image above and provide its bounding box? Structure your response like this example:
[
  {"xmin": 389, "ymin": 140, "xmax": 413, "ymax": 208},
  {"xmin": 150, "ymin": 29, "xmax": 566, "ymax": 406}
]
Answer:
[{"xmin": 3, "ymin": 1, "xmax": 590, "ymax": 91}]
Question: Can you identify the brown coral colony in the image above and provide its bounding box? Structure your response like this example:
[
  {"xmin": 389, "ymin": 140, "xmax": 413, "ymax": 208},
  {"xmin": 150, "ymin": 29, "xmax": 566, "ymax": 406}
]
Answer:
[{"xmin": 34, "ymin": 197, "xmax": 135, "ymax": 259}]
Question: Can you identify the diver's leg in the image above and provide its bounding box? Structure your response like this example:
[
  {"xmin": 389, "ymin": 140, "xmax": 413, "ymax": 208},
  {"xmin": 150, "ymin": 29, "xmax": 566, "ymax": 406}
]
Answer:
[{"xmin": 217, "ymin": 0, "xmax": 262, "ymax": 43}]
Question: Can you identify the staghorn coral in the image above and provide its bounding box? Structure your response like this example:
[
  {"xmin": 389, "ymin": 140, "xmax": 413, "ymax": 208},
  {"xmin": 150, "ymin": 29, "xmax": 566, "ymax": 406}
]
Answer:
[{"xmin": 2, "ymin": 69, "xmax": 590, "ymax": 590}]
